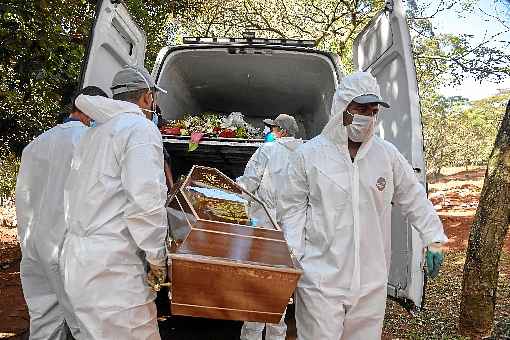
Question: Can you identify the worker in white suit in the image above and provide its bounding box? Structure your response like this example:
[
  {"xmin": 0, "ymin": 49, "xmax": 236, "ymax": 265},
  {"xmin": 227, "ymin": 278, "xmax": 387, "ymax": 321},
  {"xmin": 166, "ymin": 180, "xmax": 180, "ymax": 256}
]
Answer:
[
  {"xmin": 237, "ymin": 113, "xmax": 303, "ymax": 340},
  {"xmin": 16, "ymin": 86, "xmax": 107, "ymax": 339},
  {"xmin": 279, "ymin": 71, "xmax": 448, "ymax": 340},
  {"xmin": 60, "ymin": 65, "xmax": 168, "ymax": 340}
]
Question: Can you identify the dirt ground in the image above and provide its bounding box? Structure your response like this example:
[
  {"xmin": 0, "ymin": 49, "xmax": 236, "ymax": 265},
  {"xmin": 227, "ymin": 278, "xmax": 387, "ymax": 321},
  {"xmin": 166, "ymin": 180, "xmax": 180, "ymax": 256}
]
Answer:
[
  {"xmin": 0, "ymin": 201, "xmax": 27, "ymax": 339},
  {"xmin": 383, "ymin": 167, "xmax": 510, "ymax": 339},
  {"xmin": 1, "ymin": 167, "xmax": 510, "ymax": 339}
]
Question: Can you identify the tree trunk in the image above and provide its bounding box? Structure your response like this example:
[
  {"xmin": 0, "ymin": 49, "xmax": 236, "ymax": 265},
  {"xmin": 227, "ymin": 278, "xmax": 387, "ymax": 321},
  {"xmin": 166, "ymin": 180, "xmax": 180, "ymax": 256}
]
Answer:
[{"xmin": 459, "ymin": 100, "xmax": 510, "ymax": 337}]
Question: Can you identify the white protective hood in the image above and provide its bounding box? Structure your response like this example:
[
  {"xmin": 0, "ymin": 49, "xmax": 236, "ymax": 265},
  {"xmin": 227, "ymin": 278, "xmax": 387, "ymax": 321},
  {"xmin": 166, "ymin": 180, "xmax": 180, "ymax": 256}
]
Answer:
[
  {"xmin": 321, "ymin": 71, "xmax": 382, "ymax": 150},
  {"xmin": 75, "ymin": 94, "xmax": 144, "ymax": 124}
]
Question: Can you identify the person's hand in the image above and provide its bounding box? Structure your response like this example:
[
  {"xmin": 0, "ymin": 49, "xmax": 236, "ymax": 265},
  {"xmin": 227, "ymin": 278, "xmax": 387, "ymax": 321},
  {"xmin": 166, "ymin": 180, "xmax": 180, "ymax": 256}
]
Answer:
[
  {"xmin": 147, "ymin": 263, "xmax": 167, "ymax": 292},
  {"xmin": 425, "ymin": 243, "xmax": 444, "ymax": 278}
]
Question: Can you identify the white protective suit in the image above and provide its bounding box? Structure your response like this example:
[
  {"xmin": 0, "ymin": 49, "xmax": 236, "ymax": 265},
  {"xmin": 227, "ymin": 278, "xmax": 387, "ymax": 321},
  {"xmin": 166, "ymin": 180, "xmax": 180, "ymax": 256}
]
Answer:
[
  {"xmin": 16, "ymin": 120, "xmax": 86, "ymax": 339},
  {"xmin": 237, "ymin": 137, "xmax": 303, "ymax": 340},
  {"xmin": 60, "ymin": 95, "xmax": 168, "ymax": 340},
  {"xmin": 279, "ymin": 72, "xmax": 448, "ymax": 340}
]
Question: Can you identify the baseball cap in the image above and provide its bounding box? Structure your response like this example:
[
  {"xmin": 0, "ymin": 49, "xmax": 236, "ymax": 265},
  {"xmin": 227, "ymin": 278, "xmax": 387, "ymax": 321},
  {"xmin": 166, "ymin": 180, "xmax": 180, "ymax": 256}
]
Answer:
[
  {"xmin": 352, "ymin": 94, "xmax": 390, "ymax": 108},
  {"xmin": 263, "ymin": 114, "xmax": 299, "ymax": 137},
  {"xmin": 111, "ymin": 65, "xmax": 167, "ymax": 96}
]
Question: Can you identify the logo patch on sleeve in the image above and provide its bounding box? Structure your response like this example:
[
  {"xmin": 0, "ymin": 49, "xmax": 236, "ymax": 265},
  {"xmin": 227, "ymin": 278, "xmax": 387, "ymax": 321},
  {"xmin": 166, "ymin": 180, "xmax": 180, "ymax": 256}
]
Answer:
[{"xmin": 376, "ymin": 177, "xmax": 387, "ymax": 191}]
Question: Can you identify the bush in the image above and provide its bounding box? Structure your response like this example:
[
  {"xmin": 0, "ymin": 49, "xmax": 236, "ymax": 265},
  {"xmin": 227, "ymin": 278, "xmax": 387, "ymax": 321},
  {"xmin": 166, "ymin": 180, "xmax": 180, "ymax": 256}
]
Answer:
[{"xmin": 0, "ymin": 153, "xmax": 20, "ymax": 205}]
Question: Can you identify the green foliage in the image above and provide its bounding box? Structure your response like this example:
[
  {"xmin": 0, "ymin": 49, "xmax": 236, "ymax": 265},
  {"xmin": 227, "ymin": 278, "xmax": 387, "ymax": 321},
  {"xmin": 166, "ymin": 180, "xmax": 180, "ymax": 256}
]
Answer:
[
  {"xmin": 0, "ymin": 0, "xmax": 96, "ymax": 159},
  {"xmin": 173, "ymin": 0, "xmax": 385, "ymax": 59},
  {"xmin": 0, "ymin": 153, "xmax": 20, "ymax": 202},
  {"xmin": 422, "ymin": 91, "xmax": 509, "ymax": 176}
]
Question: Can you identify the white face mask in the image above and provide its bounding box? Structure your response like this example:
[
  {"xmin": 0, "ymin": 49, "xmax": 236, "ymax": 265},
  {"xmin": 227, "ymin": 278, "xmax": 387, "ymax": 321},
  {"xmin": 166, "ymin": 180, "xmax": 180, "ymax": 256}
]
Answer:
[{"xmin": 345, "ymin": 112, "xmax": 376, "ymax": 142}]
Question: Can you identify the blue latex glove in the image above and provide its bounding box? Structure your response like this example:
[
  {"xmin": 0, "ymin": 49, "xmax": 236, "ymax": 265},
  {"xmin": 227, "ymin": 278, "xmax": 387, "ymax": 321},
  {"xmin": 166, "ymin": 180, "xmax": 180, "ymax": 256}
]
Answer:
[{"xmin": 425, "ymin": 243, "xmax": 444, "ymax": 278}]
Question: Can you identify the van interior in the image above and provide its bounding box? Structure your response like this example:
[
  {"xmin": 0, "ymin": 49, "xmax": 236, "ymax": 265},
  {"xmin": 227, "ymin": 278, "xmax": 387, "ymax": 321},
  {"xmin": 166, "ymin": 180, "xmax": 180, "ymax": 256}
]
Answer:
[{"xmin": 156, "ymin": 47, "xmax": 339, "ymax": 178}]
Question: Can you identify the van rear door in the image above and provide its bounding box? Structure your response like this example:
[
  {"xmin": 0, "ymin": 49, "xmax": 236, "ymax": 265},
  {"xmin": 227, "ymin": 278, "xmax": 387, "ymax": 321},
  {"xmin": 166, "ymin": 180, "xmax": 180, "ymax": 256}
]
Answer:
[
  {"xmin": 79, "ymin": 0, "xmax": 146, "ymax": 95},
  {"xmin": 353, "ymin": 0, "xmax": 427, "ymax": 310}
]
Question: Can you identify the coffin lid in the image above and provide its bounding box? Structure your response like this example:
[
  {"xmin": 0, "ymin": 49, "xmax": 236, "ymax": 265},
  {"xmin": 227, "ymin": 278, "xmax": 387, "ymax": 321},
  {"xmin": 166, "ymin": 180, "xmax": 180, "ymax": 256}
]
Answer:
[{"xmin": 169, "ymin": 165, "xmax": 279, "ymax": 231}]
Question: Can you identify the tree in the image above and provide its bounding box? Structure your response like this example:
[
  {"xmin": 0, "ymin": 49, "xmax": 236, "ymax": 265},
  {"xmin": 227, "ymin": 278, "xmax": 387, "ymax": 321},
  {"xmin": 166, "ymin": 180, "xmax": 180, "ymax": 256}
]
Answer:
[
  {"xmin": 407, "ymin": 0, "xmax": 510, "ymax": 87},
  {"xmin": 0, "ymin": 0, "xmax": 196, "ymax": 162},
  {"xmin": 421, "ymin": 95, "xmax": 464, "ymax": 176},
  {"xmin": 421, "ymin": 91, "xmax": 508, "ymax": 176},
  {"xmin": 0, "ymin": 0, "xmax": 96, "ymax": 159},
  {"xmin": 459, "ymin": 99, "xmax": 510, "ymax": 337},
  {"xmin": 174, "ymin": 0, "xmax": 385, "ymax": 68},
  {"xmin": 457, "ymin": 92, "xmax": 508, "ymax": 167},
  {"xmin": 0, "ymin": 153, "xmax": 19, "ymax": 204},
  {"xmin": 1, "ymin": 0, "xmax": 508, "ymax": 162}
]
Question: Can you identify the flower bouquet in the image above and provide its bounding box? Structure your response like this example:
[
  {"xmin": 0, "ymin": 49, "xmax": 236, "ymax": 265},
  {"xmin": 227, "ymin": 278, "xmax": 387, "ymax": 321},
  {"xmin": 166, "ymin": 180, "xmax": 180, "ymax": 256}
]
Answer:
[{"xmin": 160, "ymin": 112, "xmax": 262, "ymax": 151}]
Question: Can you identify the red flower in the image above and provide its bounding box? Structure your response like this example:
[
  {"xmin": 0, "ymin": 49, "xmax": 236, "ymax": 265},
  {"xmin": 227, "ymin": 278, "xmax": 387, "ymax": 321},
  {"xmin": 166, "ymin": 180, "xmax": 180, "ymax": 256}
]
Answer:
[
  {"xmin": 219, "ymin": 129, "xmax": 236, "ymax": 138},
  {"xmin": 162, "ymin": 127, "xmax": 181, "ymax": 135}
]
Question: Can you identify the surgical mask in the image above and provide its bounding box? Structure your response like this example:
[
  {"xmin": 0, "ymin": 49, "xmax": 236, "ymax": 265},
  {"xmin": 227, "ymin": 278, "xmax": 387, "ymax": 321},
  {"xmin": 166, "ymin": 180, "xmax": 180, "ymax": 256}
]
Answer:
[
  {"xmin": 265, "ymin": 132, "xmax": 276, "ymax": 143},
  {"xmin": 90, "ymin": 120, "xmax": 97, "ymax": 128},
  {"xmin": 345, "ymin": 111, "xmax": 376, "ymax": 142},
  {"xmin": 263, "ymin": 126, "xmax": 275, "ymax": 142},
  {"xmin": 151, "ymin": 112, "xmax": 159, "ymax": 126}
]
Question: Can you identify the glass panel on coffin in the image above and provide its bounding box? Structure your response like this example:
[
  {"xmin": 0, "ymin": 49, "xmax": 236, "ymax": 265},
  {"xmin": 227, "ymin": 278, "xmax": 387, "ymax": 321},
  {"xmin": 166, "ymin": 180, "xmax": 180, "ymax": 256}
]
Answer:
[
  {"xmin": 183, "ymin": 166, "xmax": 278, "ymax": 230},
  {"xmin": 166, "ymin": 166, "xmax": 286, "ymax": 263}
]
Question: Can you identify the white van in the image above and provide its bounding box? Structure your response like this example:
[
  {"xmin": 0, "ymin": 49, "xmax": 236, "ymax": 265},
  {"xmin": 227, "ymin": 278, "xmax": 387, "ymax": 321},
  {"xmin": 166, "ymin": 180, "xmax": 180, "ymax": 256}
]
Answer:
[{"xmin": 80, "ymin": 0, "xmax": 429, "ymax": 313}]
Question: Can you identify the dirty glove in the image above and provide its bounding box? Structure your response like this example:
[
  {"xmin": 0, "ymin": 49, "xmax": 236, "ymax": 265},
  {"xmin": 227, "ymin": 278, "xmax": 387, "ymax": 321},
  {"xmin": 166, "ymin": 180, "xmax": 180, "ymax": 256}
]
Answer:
[
  {"xmin": 425, "ymin": 243, "xmax": 444, "ymax": 279},
  {"xmin": 147, "ymin": 263, "xmax": 167, "ymax": 292}
]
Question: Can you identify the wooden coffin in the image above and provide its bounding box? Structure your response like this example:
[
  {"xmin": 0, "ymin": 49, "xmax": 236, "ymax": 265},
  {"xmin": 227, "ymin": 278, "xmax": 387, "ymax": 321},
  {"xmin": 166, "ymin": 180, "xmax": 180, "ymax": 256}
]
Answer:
[{"xmin": 166, "ymin": 165, "xmax": 302, "ymax": 323}]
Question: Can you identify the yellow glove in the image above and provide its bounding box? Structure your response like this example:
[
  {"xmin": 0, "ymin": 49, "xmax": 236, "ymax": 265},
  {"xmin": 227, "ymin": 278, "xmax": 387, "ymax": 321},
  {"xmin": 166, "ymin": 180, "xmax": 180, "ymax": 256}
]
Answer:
[{"xmin": 147, "ymin": 263, "xmax": 167, "ymax": 292}]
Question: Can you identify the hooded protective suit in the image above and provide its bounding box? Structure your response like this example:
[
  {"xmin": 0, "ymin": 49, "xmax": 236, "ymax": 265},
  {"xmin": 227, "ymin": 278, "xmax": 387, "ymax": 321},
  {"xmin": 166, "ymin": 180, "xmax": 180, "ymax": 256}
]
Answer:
[
  {"xmin": 16, "ymin": 120, "xmax": 86, "ymax": 339},
  {"xmin": 60, "ymin": 95, "xmax": 168, "ymax": 340},
  {"xmin": 237, "ymin": 137, "xmax": 303, "ymax": 225},
  {"xmin": 279, "ymin": 72, "xmax": 448, "ymax": 340},
  {"xmin": 237, "ymin": 137, "xmax": 303, "ymax": 340}
]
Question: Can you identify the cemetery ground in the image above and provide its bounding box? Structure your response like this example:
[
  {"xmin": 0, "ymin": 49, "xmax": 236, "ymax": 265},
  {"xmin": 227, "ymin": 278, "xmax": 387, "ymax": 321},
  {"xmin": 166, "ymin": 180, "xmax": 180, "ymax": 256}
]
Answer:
[{"xmin": 1, "ymin": 167, "xmax": 509, "ymax": 339}]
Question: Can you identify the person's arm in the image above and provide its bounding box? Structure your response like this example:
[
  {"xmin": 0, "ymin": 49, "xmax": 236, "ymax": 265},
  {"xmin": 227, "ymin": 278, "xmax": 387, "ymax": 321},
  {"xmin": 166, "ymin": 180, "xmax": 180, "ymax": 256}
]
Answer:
[
  {"xmin": 278, "ymin": 151, "xmax": 309, "ymax": 260},
  {"xmin": 15, "ymin": 149, "xmax": 35, "ymax": 248},
  {"xmin": 162, "ymin": 147, "xmax": 174, "ymax": 189},
  {"xmin": 119, "ymin": 124, "xmax": 168, "ymax": 267},
  {"xmin": 164, "ymin": 161, "xmax": 174, "ymax": 189},
  {"xmin": 236, "ymin": 146, "xmax": 270, "ymax": 194},
  {"xmin": 15, "ymin": 143, "xmax": 48, "ymax": 248},
  {"xmin": 392, "ymin": 149, "xmax": 448, "ymax": 246}
]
